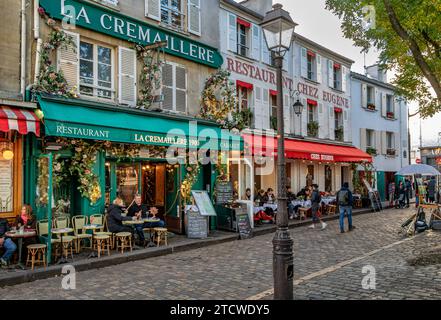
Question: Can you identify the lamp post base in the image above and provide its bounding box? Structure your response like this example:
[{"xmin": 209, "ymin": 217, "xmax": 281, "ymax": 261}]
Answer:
[{"xmin": 273, "ymin": 226, "xmax": 294, "ymax": 300}]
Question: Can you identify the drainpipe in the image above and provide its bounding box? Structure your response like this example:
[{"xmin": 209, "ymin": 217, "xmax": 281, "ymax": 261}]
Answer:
[
  {"xmin": 20, "ymin": 0, "xmax": 27, "ymax": 98},
  {"xmin": 34, "ymin": 0, "xmax": 42, "ymax": 84}
]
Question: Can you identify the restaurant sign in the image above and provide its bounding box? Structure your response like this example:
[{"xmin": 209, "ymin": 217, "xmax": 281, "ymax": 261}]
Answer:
[
  {"xmin": 39, "ymin": 0, "xmax": 223, "ymax": 68},
  {"xmin": 311, "ymin": 154, "xmax": 335, "ymax": 161},
  {"xmin": 297, "ymin": 81, "xmax": 349, "ymax": 108}
]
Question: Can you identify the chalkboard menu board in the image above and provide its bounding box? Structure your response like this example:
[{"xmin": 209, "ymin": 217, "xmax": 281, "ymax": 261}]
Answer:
[
  {"xmin": 191, "ymin": 191, "xmax": 217, "ymax": 216},
  {"xmin": 237, "ymin": 213, "xmax": 253, "ymax": 240},
  {"xmin": 215, "ymin": 181, "xmax": 233, "ymax": 205},
  {"xmin": 185, "ymin": 209, "xmax": 209, "ymax": 239}
]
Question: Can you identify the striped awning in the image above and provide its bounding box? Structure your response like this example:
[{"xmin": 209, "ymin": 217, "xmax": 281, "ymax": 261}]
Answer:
[{"xmin": 0, "ymin": 106, "xmax": 40, "ymax": 136}]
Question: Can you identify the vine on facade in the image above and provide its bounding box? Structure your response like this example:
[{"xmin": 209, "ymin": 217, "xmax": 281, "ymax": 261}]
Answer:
[
  {"xmin": 350, "ymin": 162, "xmax": 375, "ymax": 196},
  {"xmin": 33, "ymin": 7, "xmax": 78, "ymax": 98},
  {"xmin": 180, "ymin": 151, "xmax": 201, "ymax": 205},
  {"xmin": 134, "ymin": 43, "xmax": 164, "ymax": 109}
]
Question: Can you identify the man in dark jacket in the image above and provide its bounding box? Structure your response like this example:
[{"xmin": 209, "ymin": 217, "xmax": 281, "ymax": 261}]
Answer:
[
  {"xmin": 0, "ymin": 218, "xmax": 16, "ymax": 267},
  {"xmin": 404, "ymin": 178, "xmax": 412, "ymax": 207},
  {"xmin": 428, "ymin": 176, "xmax": 437, "ymax": 203},
  {"xmin": 337, "ymin": 182, "xmax": 354, "ymax": 233},
  {"xmin": 107, "ymin": 198, "xmax": 136, "ymax": 235},
  {"xmin": 308, "ymin": 184, "xmax": 327, "ymax": 230}
]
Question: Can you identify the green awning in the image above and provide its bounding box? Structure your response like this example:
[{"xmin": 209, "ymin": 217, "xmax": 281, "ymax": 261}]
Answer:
[{"xmin": 38, "ymin": 96, "xmax": 242, "ymax": 151}]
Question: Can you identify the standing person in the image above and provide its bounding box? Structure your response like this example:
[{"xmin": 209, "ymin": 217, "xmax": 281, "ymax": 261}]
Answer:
[
  {"xmin": 428, "ymin": 176, "xmax": 437, "ymax": 203},
  {"xmin": 388, "ymin": 182, "xmax": 396, "ymax": 208},
  {"xmin": 396, "ymin": 181, "xmax": 406, "ymax": 208},
  {"xmin": 337, "ymin": 182, "xmax": 354, "ymax": 233},
  {"xmin": 405, "ymin": 178, "xmax": 412, "ymax": 208},
  {"xmin": 308, "ymin": 184, "xmax": 327, "ymax": 230}
]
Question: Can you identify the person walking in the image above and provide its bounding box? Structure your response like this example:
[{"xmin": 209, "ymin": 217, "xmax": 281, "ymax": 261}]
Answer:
[
  {"xmin": 405, "ymin": 178, "xmax": 412, "ymax": 208},
  {"xmin": 337, "ymin": 182, "xmax": 354, "ymax": 233},
  {"xmin": 308, "ymin": 184, "xmax": 327, "ymax": 230},
  {"xmin": 388, "ymin": 182, "xmax": 395, "ymax": 208},
  {"xmin": 428, "ymin": 176, "xmax": 437, "ymax": 203}
]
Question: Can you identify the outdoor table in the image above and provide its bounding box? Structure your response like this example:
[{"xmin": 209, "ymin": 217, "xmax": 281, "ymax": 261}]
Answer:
[
  {"xmin": 83, "ymin": 224, "xmax": 104, "ymax": 258},
  {"xmin": 5, "ymin": 229, "xmax": 36, "ymax": 270},
  {"xmin": 123, "ymin": 219, "xmax": 145, "ymax": 225},
  {"xmin": 253, "ymin": 206, "xmax": 265, "ymax": 214},
  {"xmin": 321, "ymin": 197, "xmax": 336, "ymax": 205},
  {"xmin": 51, "ymin": 228, "xmax": 74, "ymax": 264},
  {"xmin": 263, "ymin": 203, "xmax": 277, "ymax": 211}
]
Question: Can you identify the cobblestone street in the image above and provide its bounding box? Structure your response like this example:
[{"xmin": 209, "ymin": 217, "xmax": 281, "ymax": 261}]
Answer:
[{"xmin": 1, "ymin": 207, "xmax": 441, "ymax": 300}]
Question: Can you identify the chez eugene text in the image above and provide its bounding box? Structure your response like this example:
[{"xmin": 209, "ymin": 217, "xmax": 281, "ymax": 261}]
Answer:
[{"xmin": 170, "ymin": 304, "xmax": 270, "ymax": 317}]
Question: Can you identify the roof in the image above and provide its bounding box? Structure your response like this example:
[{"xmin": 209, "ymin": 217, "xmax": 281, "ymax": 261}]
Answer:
[
  {"xmin": 351, "ymin": 71, "xmax": 397, "ymax": 91},
  {"xmin": 221, "ymin": 0, "xmax": 264, "ymax": 20}
]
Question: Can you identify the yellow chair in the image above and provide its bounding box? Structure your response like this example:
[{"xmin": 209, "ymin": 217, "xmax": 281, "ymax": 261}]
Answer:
[
  {"xmin": 94, "ymin": 234, "xmax": 111, "ymax": 258},
  {"xmin": 327, "ymin": 205, "xmax": 337, "ymax": 215},
  {"xmin": 94, "ymin": 214, "xmax": 115, "ymax": 249},
  {"xmin": 153, "ymin": 227, "xmax": 168, "ymax": 247},
  {"xmin": 36, "ymin": 220, "xmax": 61, "ymax": 260},
  {"xmin": 54, "ymin": 216, "xmax": 77, "ymax": 256},
  {"xmin": 72, "ymin": 215, "xmax": 93, "ymax": 253},
  {"xmin": 26, "ymin": 244, "xmax": 47, "ymax": 270},
  {"xmin": 354, "ymin": 199, "xmax": 362, "ymax": 208},
  {"xmin": 115, "ymin": 232, "xmax": 133, "ymax": 253}
]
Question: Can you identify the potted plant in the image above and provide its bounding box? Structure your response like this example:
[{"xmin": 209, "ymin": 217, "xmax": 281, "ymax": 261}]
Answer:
[
  {"xmin": 270, "ymin": 116, "xmax": 277, "ymax": 130},
  {"xmin": 307, "ymin": 121, "xmax": 319, "ymax": 137},
  {"xmin": 386, "ymin": 111, "xmax": 395, "ymax": 119},
  {"xmin": 367, "ymin": 103, "xmax": 376, "ymax": 111},
  {"xmin": 366, "ymin": 147, "xmax": 377, "ymax": 156},
  {"xmin": 334, "ymin": 126, "xmax": 344, "ymax": 141},
  {"xmin": 387, "ymin": 148, "xmax": 396, "ymax": 156}
]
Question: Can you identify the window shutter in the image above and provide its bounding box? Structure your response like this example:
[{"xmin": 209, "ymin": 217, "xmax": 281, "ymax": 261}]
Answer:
[
  {"xmin": 301, "ymin": 98, "xmax": 308, "ymax": 136},
  {"xmin": 228, "ymin": 13, "xmax": 237, "ymax": 52},
  {"xmin": 253, "ymin": 86, "xmax": 262, "ymax": 129},
  {"xmin": 375, "ymin": 130, "xmax": 382, "ymax": 153},
  {"xmin": 316, "ymin": 54, "xmax": 322, "ymax": 83},
  {"xmin": 145, "ymin": 0, "xmax": 161, "ymax": 21},
  {"xmin": 394, "ymin": 132, "xmax": 399, "ymax": 154},
  {"xmin": 328, "ymin": 60, "xmax": 333, "ymax": 87},
  {"xmin": 381, "ymin": 131, "xmax": 387, "ymax": 155},
  {"xmin": 381, "ymin": 92, "xmax": 387, "ymax": 117},
  {"xmin": 300, "ymin": 47, "xmax": 307, "ymax": 78},
  {"xmin": 175, "ymin": 66, "xmax": 187, "ymax": 113},
  {"xmin": 118, "ymin": 47, "xmax": 137, "ymax": 106},
  {"xmin": 251, "ymin": 24, "xmax": 261, "ymax": 61},
  {"xmin": 188, "ymin": 0, "xmax": 201, "ymax": 36},
  {"xmin": 360, "ymin": 128, "xmax": 367, "ymax": 151},
  {"xmin": 162, "ymin": 64, "xmax": 174, "ymax": 110},
  {"xmin": 328, "ymin": 105, "xmax": 335, "ymax": 140},
  {"xmin": 262, "ymin": 89, "xmax": 270, "ymax": 129},
  {"xmin": 57, "ymin": 31, "xmax": 79, "ymax": 93},
  {"xmin": 343, "ymin": 110, "xmax": 350, "ymax": 142},
  {"xmin": 283, "ymin": 94, "xmax": 290, "ymax": 134},
  {"xmin": 394, "ymin": 98, "xmax": 399, "ymax": 119},
  {"xmin": 341, "ymin": 66, "xmax": 347, "ymax": 92},
  {"xmin": 262, "ymin": 33, "xmax": 270, "ymax": 64},
  {"xmin": 361, "ymin": 83, "xmax": 367, "ymax": 108},
  {"xmin": 318, "ymin": 102, "xmax": 325, "ymax": 138}
]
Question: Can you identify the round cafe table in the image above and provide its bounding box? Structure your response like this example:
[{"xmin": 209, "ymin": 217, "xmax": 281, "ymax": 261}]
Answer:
[
  {"xmin": 51, "ymin": 228, "xmax": 74, "ymax": 264},
  {"xmin": 122, "ymin": 220, "xmax": 145, "ymax": 226},
  {"xmin": 5, "ymin": 229, "xmax": 36, "ymax": 270}
]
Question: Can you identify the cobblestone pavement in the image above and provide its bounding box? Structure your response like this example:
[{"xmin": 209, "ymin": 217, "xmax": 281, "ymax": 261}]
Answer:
[{"xmin": 1, "ymin": 207, "xmax": 441, "ymax": 300}]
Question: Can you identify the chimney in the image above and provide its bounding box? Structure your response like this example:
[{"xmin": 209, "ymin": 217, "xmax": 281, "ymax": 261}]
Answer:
[
  {"xmin": 240, "ymin": 0, "xmax": 273, "ymax": 16},
  {"xmin": 366, "ymin": 64, "xmax": 388, "ymax": 83}
]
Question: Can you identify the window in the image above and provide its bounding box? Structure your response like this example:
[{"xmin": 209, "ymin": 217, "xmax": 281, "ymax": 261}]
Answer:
[
  {"xmin": 367, "ymin": 86, "xmax": 375, "ymax": 105},
  {"xmin": 333, "ymin": 65, "xmax": 342, "ymax": 90},
  {"xmin": 238, "ymin": 86, "xmax": 250, "ymax": 111},
  {"xmin": 80, "ymin": 41, "xmax": 113, "ymax": 100},
  {"xmin": 161, "ymin": 0, "xmax": 184, "ymax": 30},
  {"xmin": 366, "ymin": 129, "xmax": 374, "ymax": 147},
  {"xmin": 237, "ymin": 24, "xmax": 250, "ymax": 57},
  {"xmin": 307, "ymin": 104, "xmax": 316, "ymax": 123},
  {"xmin": 334, "ymin": 111, "xmax": 343, "ymax": 141},
  {"xmin": 162, "ymin": 63, "xmax": 187, "ymax": 113},
  {"xmin": 387, "ymin": 132, "xmax": 394, "ymax": 149},
  {"xmin": 0, "ymin": 140, "xmax": 13, "ymax": 213},
  {"xmin": 307, "ymin": 54, "xmax": 315, "ymax": 81},
  {"xmin": 386, "ymin": 94, "xmax": 394, "ymax": 115}
]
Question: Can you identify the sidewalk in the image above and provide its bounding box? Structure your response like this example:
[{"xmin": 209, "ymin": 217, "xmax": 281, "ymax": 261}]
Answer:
[{"xmin": 0, "ymin": 206, "xmax": 373, "ymax": 287}]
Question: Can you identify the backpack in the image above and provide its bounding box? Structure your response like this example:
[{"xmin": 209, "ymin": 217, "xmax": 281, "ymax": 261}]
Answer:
[{"xmin": 338, "ymin": 190, "xmax": 350, "ymax": 206}]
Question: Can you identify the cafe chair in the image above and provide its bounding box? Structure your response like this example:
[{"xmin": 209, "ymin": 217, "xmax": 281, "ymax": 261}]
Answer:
[
  {"xmin": 54, "ymin": 216, "xmax": 77, "ymax": 255},
  {"xmin": 115, "ymin": 232, "xmax": 133, "ymax": 253},
  {"xmin": 154, "ymin": 227, "xmax": 168, "ymax": 247},
  {"xmin": 327, "ymin": 205, "xmax": 337, "ymax": 216},
  {"xmin": 94, "ymin": 214, "xmax": 115, "ymax": 249},
  {"xmin": 298, "ymin": 207, "xmax": 309, "ymax": 220},
  {"xmin": 90, "ymin": 214, "xmax": 104, "ymax": 231},
  {"xmin": 72, "ymin": 215, "xmax": 93, "ymax": 253},
  {"xmin": 93, "ymin": 234, "xmax": 111, "ymax": 258},
  {"xmin": 26, "ymin": 244, "xmax": 47, "ymax": 270},
  {"xmin": 354, "ymin": 198, "xmax": 362, "ymax": 208},
  {"xmin": 36, "ymin": 220, "xmax": 61, "ymax": 260}
]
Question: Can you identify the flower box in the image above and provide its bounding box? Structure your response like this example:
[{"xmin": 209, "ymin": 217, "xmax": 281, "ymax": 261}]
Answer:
[
  {"xmin": 366, "ymin": 104, "xmax": 376, "ymax": 111},
  {"xmin": 366, "ymin": 147, "xmax": 377, "ymax": 156},
  {"xmin": 386, "ymin": 112, "xmax": 395, "ymax": 119},
  {"xmin": 387, "ymin": 148, "xmax": 396, "ymax": 156}
]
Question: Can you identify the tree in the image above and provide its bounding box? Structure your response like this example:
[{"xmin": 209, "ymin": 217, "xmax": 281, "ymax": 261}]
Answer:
[{"xmin": 326, "ymin": 0, "xmax": 441, "ymax": 118}]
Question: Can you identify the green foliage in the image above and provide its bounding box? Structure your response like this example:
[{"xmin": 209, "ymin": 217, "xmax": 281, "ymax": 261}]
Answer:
[
  {"xmin": 335, "ymin": 126, "xmax": 344, "ymax": 141},
  {"xmin": 326, "ymin": 0, "xmax": 441, "ymax": 118},
  {"xmin": 366, "ymin": 146, "xmax": 378, "ymax": 156},
  {"xmin": 307, "ymin": 121, "xmax": 319, "ymax": 137}
]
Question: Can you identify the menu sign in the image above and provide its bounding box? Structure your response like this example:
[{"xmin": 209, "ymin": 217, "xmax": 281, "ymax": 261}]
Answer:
[
  {"xmin": 215, "ymin": 181, "xmax": 234, "ymax": 205},
  {"xmin": 191, "ymin": 191, "xmax": 217, "ymax": 216},
  {"xmin": 0, "ymin": 160, "xmax": 13, "ymax": 212},
  {"xmin": 186, "ymin": 209, "xmax": 209, "ymax": 239},
  {"xmin": 237, "ymin": 212, "xmax": 253, "ymax": 240}
]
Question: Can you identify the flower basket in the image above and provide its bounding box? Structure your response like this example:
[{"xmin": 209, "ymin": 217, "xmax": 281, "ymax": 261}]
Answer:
[
  {"xmin": 307, "ymin": 121, "xmax": 319, "ymax": 137},
  {"xmin": 367, "ymin": 104, "xmax": 376, "ymax": 111},
  {"xmin": 366, "ymin": 147, "xmax": 377, "ymax": 156},
  {"xmin": 386, "ymin": 112, "xmax": 395, "ymax": 119},
  {"xmin": 334, "ymin": 127, "xmax": 344, "ymax": 141}
]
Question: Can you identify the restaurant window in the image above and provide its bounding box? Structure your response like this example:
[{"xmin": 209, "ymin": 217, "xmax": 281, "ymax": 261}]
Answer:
[
  {"xmin": 237, "ymin": 23, "xmax": 250, "ymax": 57},
  {"xmin": 307, "ymin": 53, "xmax": 316, "ymax": 81},
  {"xmin": 307, "ymin": 103, "xmax": 317, "ymax": 123},
  {"xmin": 162, "ymin": 63, "xmax": 187, "ymax": 113},
  {"xmin": 238, "ymin": 86, "xmax": 250, "ymax": 111},
  {"xmin": 0, "ymin": 140, "xmax": 13, "ymax": 213},
  {"xmin": 161, "ymin": 0, "xmax": 184, "ymax": 30},
  {"xmin": 386, "ymin": 94, "xmax": 394, "ymax": 113},
  {"xmin": 79, "ymin": 41, "xmax": 113, "ymax": 100},
  {"xmin": 333, "ymin": 64, "xmax": 342, "ymax": 90},
  {"xmin": 367, "ymin": 85, "xmax": 375, "ymax": 105},
  {"xmin": 366, "ymin": 129, "xmax": 374, "ymax": 148},
  {"xmin": 306, "ymin": 165, "xmax": 314, "ymax": 187},
  {"xmin": 116, "ymin": 164, "xmax": 139, "ymax": 207}
]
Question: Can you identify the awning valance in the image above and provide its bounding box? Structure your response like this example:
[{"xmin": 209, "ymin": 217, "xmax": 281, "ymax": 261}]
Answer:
[
  {"xmin": 236, "ymin": 80, "xmax": 253, "ymax": 90},
  {"xmin": 237, "ymin": 18, "xmax": 251, "ymax": 28},
  {"xmin": 269, "ymin": 90, "xmax": 278, "ymax": 96},
  {"xmin": 243, "ymin": 134, "xmax": 372, "ymax": 163},
  {"xmin": 307, "ymin": 99, "xmax": 318, "ymax": 106},
  {"xmin": 38, "ymin": 96, "xmax": 242, "ymax": 151},
  {"xmin": 0, "ymin": 106, "xmax": 40, "ymax": 136}
]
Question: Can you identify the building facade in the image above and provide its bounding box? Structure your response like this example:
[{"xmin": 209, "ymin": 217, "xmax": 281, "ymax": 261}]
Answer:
[
  {"xmin": 420, "ymin": 146, "xmax": 441, "ymax": 171},
  {"xmin": 351, "ymin": 66, "xmax": 409, "ymax": 201}
]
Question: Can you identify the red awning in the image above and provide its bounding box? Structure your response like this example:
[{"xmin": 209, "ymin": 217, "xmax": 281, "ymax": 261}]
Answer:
[
  {"xmin": 237, "ymin": 17, "xmax": 251, "ymax": 28},
  {"xmin": 307, "ymin": 99, "xmax": 318, "ymax": 106},
  {"xmin": 334, "ymin": 107, "xmax": 343, "ymax": 113},
  {"xmin": 307, "ymin": 50, "xmax": 316, "ymax": 57},
  {"xmin": 0, "ymin": 106, "xmax": 40, "ymax": 136},
  {"xmin": 333, "ymin": 62, "xmax": 341, "ymax": 69},
  {"xmin": 243, "ymin": 134, "xmax": 372, "ymax": 163},
  {"xmin": 269, "ymin": 90, "xmax": 278, "ymax": 96},
  {"xmin": 236, "ymin": 80, "xmax": 253, "ymax": 90}
]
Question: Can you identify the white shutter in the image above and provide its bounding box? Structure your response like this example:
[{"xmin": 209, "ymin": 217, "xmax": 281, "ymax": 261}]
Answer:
[
  {"xmin": 375, "ymin": 130, "xmax": 382, "ymax": 153},
  {"xmin": 301, "ymin": 98, "xmax": 308, "ymax": 136},
  {"xmin": 57, "ymin": 31, "xmax": 79, "ymax": 93},
  {"xmin": 118, "ymin": 47, "xmax": 137, "ymax": 106},
  {"xmin": 253, "ymin": 86, "xmax": 263, "ymax": 129},
  {"xmin": 329, "ymin": 105, "xmax": 335, "ymax": 140},
  {"xmin": 381, "ymin": 131, "xmax": 387, "ymax": 155},
  {"xmin": 381, "ymin": 92, "xmax": 387, "ymax": 117},
  {"xmin": 343, "ymin": 110, "xmax": 350, "ymax": 142},
  {"xmin": 361, "ymin": 83, "xmax": 367, "ymax": 108},
  {"xmin": 300, "ymin": 47, "xmax": 307, "ymax": 78},
  {"xmin": 328, "ymin": 60, "xmax": 334, "ymax": 88},
  {"xmin": 262, "ymin": 34, "xmax": 270, "ymax": 65},
  {"xmin": 283, "ymin": 94, "xmax": 290, "ymax": 134},
  {"xmin": 375, "ymin": 88, "xmax": 381, "ymax": 112},
  {"xmin": 394, "ymin": 98, "xmax": 399, "ymax": 119},
  {"xmin": 145, "ymin": 0, "xmax": 161, "ymax": 21},
  {"xmin": 341, "ymin": 66, "xmax": 347, "ymax": 92},
  {"xmin": 316, "ymin": 54, "xmax": 322, "ymax": 83},
  {"xmin": 188, "ymin": 0, "xmax": 201, "ymax": 36},
  {"xmin": 162, "ymin": 64, "xmax": 174, "ymax": 110},
  {"xmin": 318, "ymin": 102, "xmax": 325, "ymax": 139},
  {"xmin": 262, "ymin": 89, "xmax": 270, "ymax": 129},
  {"xmin": 251, "ymin": 24, "xmax": 260, "ymax": 61},
  {"xmin": 360, "ymin": 128, "xmax": 367, "ymax": 151},
  {"xmin": 175, "ymin": 65, "xmax": 187, "ymax": 113},
  {"xmin": 394, "ymin": 132, "xmax": 399, "ymax": 155},
  {"xmin": 228, "ymin": 13, "xmax": 237, "ymax": 53}
]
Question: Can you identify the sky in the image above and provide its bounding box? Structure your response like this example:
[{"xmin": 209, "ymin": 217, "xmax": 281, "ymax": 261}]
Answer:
[{"xmin": 262, "ymin": 0, "xmax": 441, "ymax": 149}]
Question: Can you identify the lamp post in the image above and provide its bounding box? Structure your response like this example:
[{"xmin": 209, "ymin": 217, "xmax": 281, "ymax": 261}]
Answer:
[{"xmin": 261, "ymin": 3, "xmax": 297, "ymax": 300}]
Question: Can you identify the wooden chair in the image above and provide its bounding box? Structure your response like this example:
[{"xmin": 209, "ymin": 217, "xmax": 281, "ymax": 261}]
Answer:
[
  {"xmin": 154, "ymin": 227, "xmax": 168, "ymax": 247},
  {"xmin": 93, "ymin": 234, "xmax": 111, "ymax": 258},
  {"xmin": 354, "ymin": 199, "xmax": 362, "ymax": 208},
  {"xmin": 36, "ymin": 220, "xmax": 60, "ymax": 260},
  {"xmin": 90, "ymin": 214, "xmax": 105, "ymax": 232},
  {"xmin": 94, "ymin": 214, "xmax": 115, "ymax": 249},
  {"xmin": 115, "ymin": 232, "xmax": 133, "ymax": 253},
  {"xmin": 298, "ymin": 207, "xmax": 309, "ymax": 220},
  {"xmin": 327, "ymin": 205, "xmax": 337, "ymax": 215},
  {"xmin": 72, "ymin": 215, "xmax": 93, "ymax": 253},
  {"xmin": 26, "ymin": 244, "xmax": 47, "ymax": 270},
  {"xmin": 54, "ymin": 216, "xmax": 77, "ymax": 257}
]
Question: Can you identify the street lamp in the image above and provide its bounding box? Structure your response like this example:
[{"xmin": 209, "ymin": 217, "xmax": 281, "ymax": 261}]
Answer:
[
  {"xmin": 291, "ymin": 90, "xmax": 303, "ymax": 116},
  {"xmin": 261, "ymin": 3, "xmax": 297, "ymax": 300}
]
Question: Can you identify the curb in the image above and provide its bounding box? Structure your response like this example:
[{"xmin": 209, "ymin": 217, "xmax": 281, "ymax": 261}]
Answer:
[{"xmin": 0, "ymin": 207, "xmax": 374, "ymax": 288}]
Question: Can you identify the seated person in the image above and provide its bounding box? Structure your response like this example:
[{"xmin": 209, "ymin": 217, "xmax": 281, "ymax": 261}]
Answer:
[
  {"xmin": 254, "ymin": 190, "xmax": 266, "ymax": 207},
  {"xmin": 243, "ymin": 188, "xmax": 252, "ymax": 201},
  {"xmin": 0, "ymin": 218, "xmax": 16, "ymax": 267},
  {"xmin": 15, "ymin": 205, "xmax": 37, "ymax": 261},
  {"xmin": 287, "ymin": 187, "xmax": 298, "ymax": 219},
  {"xmin": 107, "ymin": 197, "xmax": 137, "ymax": 235},
  {"xmin": 296, "ymin": 187, "xmax": 307, "ymax": 198},
  {"xmin": 263, "ymin": 188, "xmax": 276, "ymax": 204}
]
